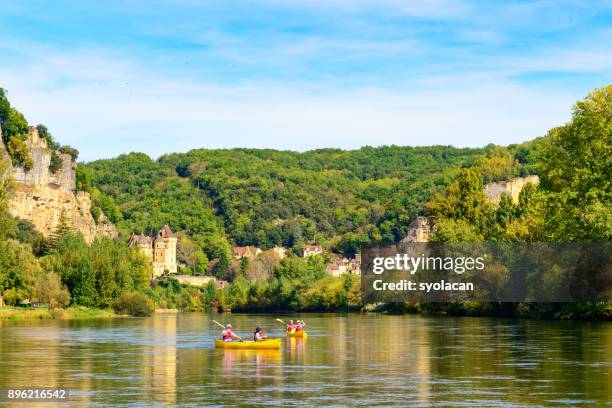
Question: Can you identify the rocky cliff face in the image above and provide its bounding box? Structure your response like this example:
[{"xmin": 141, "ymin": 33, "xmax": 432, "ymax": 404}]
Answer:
[
  {"xmin": 484, "ymin": 175, "xmax": 540, "ymax": 204},
  {"xmin": 0, "ymin": 127, "xmax": 117, "ymax": 243},
  {"xmin": 401, "ymin": 216, "xmax": 434, "ymax": 243},
  {"xmin": 402, "ymin": 176, "xmax": 540, "ymax": 243}
]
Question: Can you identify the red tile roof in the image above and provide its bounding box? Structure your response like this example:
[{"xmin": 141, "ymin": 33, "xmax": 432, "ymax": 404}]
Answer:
[
  {"xmin": 233, "ymin": 247, "xmax": 248, "ymax": 256},
  {"xmin": 304, "ymin": 245, "xmax": 322, "ymax": 251},
  {"xmin": 158, "ymin": 224, "xmax": 176, "ymax": 238}
]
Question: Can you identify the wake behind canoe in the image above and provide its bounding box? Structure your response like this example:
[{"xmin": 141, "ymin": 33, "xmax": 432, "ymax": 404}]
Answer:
[{"xmin": 215, "ymin": 338, "xmax": 281, "ymax": 350}]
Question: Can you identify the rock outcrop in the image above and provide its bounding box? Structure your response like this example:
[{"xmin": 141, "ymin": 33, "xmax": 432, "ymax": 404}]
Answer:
[
  {"xmin": 0, "ymin": 127, "xmax": 117, "ymax": 243},
  {"xmin": 484, "ymin": 175, "xmax": 540, "ymax": 204},
  {"xmin": 403, "ymin": 176, "xmax": 540, "ymax": 243},
  {"xmin": 401, "ymin": 216, "xmax": 434, "ymax": 243}
]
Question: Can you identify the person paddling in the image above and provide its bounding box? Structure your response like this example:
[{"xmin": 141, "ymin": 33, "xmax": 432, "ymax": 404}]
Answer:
[
  {"xmin": 254, "ymin": 327, "xmax": 267, "ymax": 342},
  {"xmin": 286, "ymin": 320, "xmax": 295, "ymax": 332},
  {"xmin": 295, "ymin": 320, "xmax": 305, "ymax": 331},
  {"xmin": 222, "ymin": 324, "xmax": 241, "ymax": 342}
]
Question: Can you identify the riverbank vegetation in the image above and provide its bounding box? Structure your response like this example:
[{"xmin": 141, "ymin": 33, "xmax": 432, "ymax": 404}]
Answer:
[
  {"xmin": 0, "ymin": 306, "xmax": 117, "ymax": 320},
  {"xmin": 0, "ymin": 207, "xmax": 152, "ymax": 314}
]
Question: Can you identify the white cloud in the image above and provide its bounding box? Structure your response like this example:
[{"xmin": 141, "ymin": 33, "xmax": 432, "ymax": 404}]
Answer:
[
  {"xmin": 1, "ymin": 54, "xmax": 580, "ymax": 162},
  {"xmin": 3, "ymin": 23, "xmax": 605, "ymax": 163}
]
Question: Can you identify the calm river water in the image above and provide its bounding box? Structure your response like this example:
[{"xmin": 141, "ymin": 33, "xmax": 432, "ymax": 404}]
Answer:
[{"xmin": 0, "ymin": 313, "xmax": 610, "ymax": 407}]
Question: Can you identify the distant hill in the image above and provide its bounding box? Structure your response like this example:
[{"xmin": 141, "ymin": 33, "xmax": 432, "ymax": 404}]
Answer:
[{"xmin": 78, "ymin": 142, "xmax": 536, "ymax": 271}]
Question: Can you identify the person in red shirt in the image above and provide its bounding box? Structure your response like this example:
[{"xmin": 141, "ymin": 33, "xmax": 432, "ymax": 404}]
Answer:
[
  {"xmin": 221, "ymin": 324, "xmax": 241, "ymax": 342},
  {"xmin": 295, "ymin": 320, "xmax": 306, "ymax": 331}
]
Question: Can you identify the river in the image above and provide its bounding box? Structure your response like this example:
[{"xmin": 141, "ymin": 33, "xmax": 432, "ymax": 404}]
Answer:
[{"xmin": 0, "ymin": 313, "xmax": 610, "ymax": 407}]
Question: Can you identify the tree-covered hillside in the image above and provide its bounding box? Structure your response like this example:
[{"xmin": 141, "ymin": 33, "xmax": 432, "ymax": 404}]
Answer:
[{"xmin": 79, "ymin": 142, "xmax": 534, "ymax": 270}]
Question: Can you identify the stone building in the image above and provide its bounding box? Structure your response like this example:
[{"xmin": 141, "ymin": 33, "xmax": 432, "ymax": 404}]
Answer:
[
  {"xmin": 326, "ymin": 254, "xmax": 361, "ymax": 277},
  {"xmin": 303, "ymin": 244, "xmax": 323, "ymax": 257},
  {"xmin": 129, "ymin": 225, "xmax": 178, "ymax": 278},
  {"xmin": 232, "ymin": 246, "xmax": 262, "ymax": 260},
  {"xmin": 327, "ymin": 256, "xmax": 349, "ymax": 277}
]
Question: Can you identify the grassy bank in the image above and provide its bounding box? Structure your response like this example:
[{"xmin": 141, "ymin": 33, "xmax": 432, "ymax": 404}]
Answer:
[{"xmin": 0, "ymin": 306, "xmax": 118, "ymax": 320}]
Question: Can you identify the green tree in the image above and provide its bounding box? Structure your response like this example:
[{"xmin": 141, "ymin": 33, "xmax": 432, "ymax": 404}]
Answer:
[
  {"xmin": 538, "ymin": 85, "xmax": 612, "ymax": 242},
  {"xmin": 49, "ymin": 151, "xmax": 63, "ymax": 174},
  {"xmin": 42, "ymin": 210, "xmax": 74, "ymax": 253},
  {"xmin": 33, "ymin": 272, "xmax": 70, "ymax": 309},
  {"xmin": 429, "ymin": 219, "xmax": 483, "ymax": 243},
  {"xmin": 0, "ymin": 240, "xmax": 41, "ymax": 303},
  {"xmin": 59, "ymin": 145, "xmax": 79, "ymax": 160},
  {"xmin": 36, "ymin": 124, "xmax": 60, "ymax": 150},
  {"xmin": 240, "ymin": 256, "xmax": 250, "ymax": 273},
  {"xmin": 274, "ymin": 255, "xmax": 326, "ymax": 283},
  {"xmin": 7, "ymin": 138, "xmax": 33, "ymax": 169},
  {"xmin": 42, "ymin": 233, "xmax": 97, "ymax": 306},
  {"xmin": 113, "ymin": 291, "xmax": 154, "ymax": 316},
  {"xmin": 425, "ymin": 168, "xmax": 495, "ymax": 244},
  {"xmin": 0, "ymin": 88, "xmax": 31, "ymax": 167}
]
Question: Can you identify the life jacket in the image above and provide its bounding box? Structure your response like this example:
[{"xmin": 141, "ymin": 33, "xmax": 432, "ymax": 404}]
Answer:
[
  {"xmin": 222, "ymin": 330, "xmax": 233, "ymax": 341},
  {"xmin": 295, "ymin": 325, "xmax": 302, "ymax": 331},
  {"xmin": 286, "ymin": 324, "xmax": 294, "ymax": 332}
]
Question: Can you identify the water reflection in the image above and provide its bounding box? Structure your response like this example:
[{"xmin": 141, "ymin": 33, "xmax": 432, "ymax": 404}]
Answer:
[
  {"xmin": 142, "ymin": 314, "xmax": 177, "ymax": 405},
  {"xmin": 221, "ymin": 349, "xmax": 281, "ymax": 376},
  {"xmin": 0, "ymin": 314, "xmax": 609, "ymax": 407}
]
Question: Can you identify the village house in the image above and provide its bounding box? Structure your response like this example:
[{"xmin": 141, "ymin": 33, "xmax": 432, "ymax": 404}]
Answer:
[
  {"xmin": 326, "ymin": 254, "xmax": 361, "ymax": 277},
  {"xmin": 173, "ymin": 275, "xmax": 228, "ymax": 289},
  {"xmin": 128, "ymin": 225, "xmax": 178, "ymax": 278},
  {"xmin": 327, "ymin": 256, "xmax": 349, "ymax": 277},
  {"xmin": 303, "ymin": 244, "xmax": 323, "ymax": 257},
  {"xmin": 232, "ymin": 246, "xmax": 262, "ymax": 260},
  {"xmin": 271, "ymin": 246, "xmax": 287, "ymax": 259}
]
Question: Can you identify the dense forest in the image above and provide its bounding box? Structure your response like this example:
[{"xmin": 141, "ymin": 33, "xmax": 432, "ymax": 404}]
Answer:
[
  {"xmin": 0, "ymin": 85, "xmax": 609, "ymax": 319},
  {"xmin": 78, "ymin": 137, "xmax": 535, "ymax": 275}
]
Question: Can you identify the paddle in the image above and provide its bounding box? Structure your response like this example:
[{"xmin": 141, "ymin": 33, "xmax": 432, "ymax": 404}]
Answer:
[{"xmin": 275, "ymin": 318, "xmax": 285, "ymax": 325}]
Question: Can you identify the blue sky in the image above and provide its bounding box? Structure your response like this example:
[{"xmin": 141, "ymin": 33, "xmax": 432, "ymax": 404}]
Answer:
[{"xmin": 0, "ymin": 0, "xmax": 610, "ymax": 161}]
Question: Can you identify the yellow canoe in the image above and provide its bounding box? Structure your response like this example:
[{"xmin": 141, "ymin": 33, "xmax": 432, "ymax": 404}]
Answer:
[
  {"xmin": 286, "ymin": 330, "xmax": 308, "ymax": 338},
  {"xmin": 215, "ymin": 338, "xmax": 281, "ymax": 350}
]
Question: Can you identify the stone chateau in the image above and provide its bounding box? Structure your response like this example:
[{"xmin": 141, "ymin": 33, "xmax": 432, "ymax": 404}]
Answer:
[{"xmin": 128, "ymin": 225, "xmax": 178, "ymax": 278}]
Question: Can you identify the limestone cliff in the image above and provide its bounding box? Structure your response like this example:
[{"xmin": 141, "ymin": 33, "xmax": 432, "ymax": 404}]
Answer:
[
  {"xmin": 403, "ymin": 176, "xmax": 540, "ymax": 243},
  {"xmin": 0, "ymin": 127, "xmax": 117, "ymax": 243},
  {"xmin": 401, "ymin": 216, "xmax": 434, "ymax": 243},
  {"xmin": 484, "ymin": 175, "xmax": 540, "ymax": 204}
]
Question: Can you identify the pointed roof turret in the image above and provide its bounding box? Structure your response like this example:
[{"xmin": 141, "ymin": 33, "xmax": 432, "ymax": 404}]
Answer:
[
  {"xmin": 158, "ymin": 224, "xmax": 176, "ymax": 238},
  {"xmin": 128, "ymin": 232, "xmax": 138, "ymax": 247}
]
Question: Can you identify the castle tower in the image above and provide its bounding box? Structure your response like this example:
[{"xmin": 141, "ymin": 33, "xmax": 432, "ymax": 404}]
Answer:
[
  {"xmin": 128, "ymin": 233, "xmax": 153, "ymax": 261},
  {"xmin": 152, "ymin": 225, "xmax": 177, "ymax": 277}
]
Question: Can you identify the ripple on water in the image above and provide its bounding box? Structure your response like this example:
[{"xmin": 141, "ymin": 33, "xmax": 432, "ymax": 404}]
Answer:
[{"xmin": 0, "ymin": 313, "xmax": 610, "ymax": 407}]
